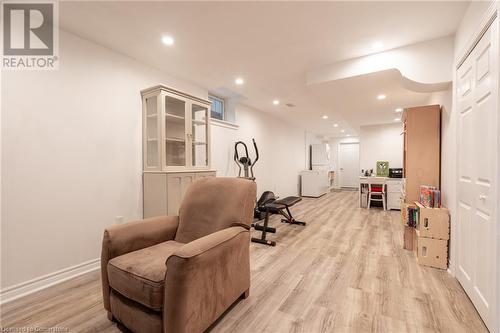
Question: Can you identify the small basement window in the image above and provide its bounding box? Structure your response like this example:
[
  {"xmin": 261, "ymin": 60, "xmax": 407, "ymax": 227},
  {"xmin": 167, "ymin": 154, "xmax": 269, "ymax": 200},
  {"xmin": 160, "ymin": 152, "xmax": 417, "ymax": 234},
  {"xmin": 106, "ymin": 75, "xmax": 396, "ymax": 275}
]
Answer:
[{"xmin": 209, "ymin": 95, "xmax": 225, "ymax": 120}]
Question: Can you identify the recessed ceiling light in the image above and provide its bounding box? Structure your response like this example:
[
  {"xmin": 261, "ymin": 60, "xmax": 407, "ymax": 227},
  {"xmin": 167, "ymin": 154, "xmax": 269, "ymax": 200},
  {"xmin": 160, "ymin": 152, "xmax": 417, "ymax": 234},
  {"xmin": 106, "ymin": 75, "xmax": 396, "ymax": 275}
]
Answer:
[
  {"xmin": 235, "ymin": 77, "xmax": 244, "ymax": 85},
  {"xmin": 333, "ymin": 123, "xmax": 339, "ymax": 127},
  {"xmin": 346, "ymin": 134, "xmax": 351, "ymax": 137},
  {"xmin": 394, "ymin": 117, "xmax": 401, "ymax": 122},
  {"xmin": 322, "ymin": 115, "xmax": 328, "ymax": 119},
  {"xmin": 161, "ymin": 35, "xmax": 174, "ymax": 46},
  {"xmin": 273, "ymin": 100, "xmax": 280, "ymax": 105},
  {"xmin": 372, "ymin": 41, "xmax": 384, "ymax": 51},
  {"xmin": 395, "ymin": 108, "xmax": 403, "ymax": 112},
  {"xmin": 341, "ymin": 129, "xmax": 345, "ymax": 133},
  {"xmin": 377, "ymin": 94, "xmax": 386, "ymax": 100}
]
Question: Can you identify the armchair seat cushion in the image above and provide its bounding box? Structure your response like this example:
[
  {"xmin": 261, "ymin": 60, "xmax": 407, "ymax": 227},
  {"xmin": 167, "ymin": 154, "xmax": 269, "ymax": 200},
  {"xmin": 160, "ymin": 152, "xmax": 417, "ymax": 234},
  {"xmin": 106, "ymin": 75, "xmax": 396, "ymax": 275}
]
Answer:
[{"xmin": 107, "ymin": 240, "xmax": 184, "ymax": 311}]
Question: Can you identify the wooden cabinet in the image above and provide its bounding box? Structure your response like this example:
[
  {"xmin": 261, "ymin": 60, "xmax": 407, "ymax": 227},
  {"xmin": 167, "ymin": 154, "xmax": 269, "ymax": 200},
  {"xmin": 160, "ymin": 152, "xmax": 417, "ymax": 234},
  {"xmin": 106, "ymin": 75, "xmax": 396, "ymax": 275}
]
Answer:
[
  {"xmin": 402, "ymin": 105, "xmax": 441, "ymax": 203},
  {"xmin": 141, "ymin": 85, "xmax": 216, "ymax": 218}
]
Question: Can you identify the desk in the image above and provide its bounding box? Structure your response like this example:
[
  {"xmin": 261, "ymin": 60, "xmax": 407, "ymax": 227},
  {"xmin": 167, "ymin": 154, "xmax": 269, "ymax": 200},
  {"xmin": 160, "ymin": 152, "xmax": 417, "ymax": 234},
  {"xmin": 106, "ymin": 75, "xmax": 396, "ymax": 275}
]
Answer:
[{"xmin": 359, "ymin": 176, "xmax": 404, "ymax": 210}]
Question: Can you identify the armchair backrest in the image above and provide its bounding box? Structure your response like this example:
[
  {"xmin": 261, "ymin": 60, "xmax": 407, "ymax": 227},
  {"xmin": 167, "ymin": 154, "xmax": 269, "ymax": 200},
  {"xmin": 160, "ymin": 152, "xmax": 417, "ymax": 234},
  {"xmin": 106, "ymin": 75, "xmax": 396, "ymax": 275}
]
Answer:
[{"xmin": 175, "ymin": 177, "xmax": 257, "ymax": 243}]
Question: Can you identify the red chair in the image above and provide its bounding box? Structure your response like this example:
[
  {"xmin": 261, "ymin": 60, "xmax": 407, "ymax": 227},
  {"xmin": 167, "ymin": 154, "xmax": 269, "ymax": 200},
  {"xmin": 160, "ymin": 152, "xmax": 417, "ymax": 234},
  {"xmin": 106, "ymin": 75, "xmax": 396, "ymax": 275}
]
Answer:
[{"xmin": 367, "ymin": 177, "xmax": 386, "ymax": 210}]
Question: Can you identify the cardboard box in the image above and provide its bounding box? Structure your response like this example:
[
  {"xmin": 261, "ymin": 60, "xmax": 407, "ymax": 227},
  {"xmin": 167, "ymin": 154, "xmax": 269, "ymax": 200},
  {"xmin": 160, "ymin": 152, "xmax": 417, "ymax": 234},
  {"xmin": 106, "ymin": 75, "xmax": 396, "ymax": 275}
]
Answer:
[
  {"xmin": 401, "ymin": 202, "xmax": 409, "ymax": 225},
  {"xmin": 413, "ymin": 227, "xmax": 418, "ymax": 254},
  {"xmin": 415, "ymin": 202, "xmax": 450, "ymax": 240},
  {"xmin": 414, "ymin": 230, "xmax": 448, "ymax": 269},
  {"xmin": 403, "ymin": 226, "xmax": 414, "ymax": 250}
]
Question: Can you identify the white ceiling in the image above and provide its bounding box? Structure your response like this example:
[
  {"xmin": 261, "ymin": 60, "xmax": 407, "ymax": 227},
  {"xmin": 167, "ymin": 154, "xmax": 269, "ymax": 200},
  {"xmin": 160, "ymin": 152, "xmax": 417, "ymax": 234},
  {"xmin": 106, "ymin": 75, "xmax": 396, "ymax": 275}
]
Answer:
[
  {"xmin": 59, "ymin": 1, "xmax": 469, "ymax": 137},
  {"xmin": 309, "ymin": 69, "xmax": 439, "ymax": 132}
]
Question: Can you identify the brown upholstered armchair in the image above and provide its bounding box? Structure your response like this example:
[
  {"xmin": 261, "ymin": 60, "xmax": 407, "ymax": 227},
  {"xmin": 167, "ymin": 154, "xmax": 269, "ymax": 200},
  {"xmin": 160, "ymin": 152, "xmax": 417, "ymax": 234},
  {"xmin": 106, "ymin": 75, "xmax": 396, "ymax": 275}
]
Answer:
[{"xmin": 101, "ymin": 177, "xmax": 256, "ymax": 333}]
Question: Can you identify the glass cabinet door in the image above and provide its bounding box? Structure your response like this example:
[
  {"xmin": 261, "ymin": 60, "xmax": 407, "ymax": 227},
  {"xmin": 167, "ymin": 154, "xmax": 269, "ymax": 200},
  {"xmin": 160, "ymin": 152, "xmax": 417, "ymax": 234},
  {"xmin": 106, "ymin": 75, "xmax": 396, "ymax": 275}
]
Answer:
[
  {"xmin": 164, "ymin": 95, "xmax": 186, "ymax": 167},
  {"xmin": 145, "ymin": 96, "xmax": 159, "ymax": 168},
  {"xmin": 191, "ymin": 104, "xmax": 208, "ymax": 167}
]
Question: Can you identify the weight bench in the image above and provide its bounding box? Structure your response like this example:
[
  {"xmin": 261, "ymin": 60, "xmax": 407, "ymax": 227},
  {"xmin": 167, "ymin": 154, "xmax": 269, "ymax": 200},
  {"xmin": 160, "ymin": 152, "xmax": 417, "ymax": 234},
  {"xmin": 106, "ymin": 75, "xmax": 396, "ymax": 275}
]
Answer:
[{"xmin": 251, "ymin": 192, "xmax": 306, "ymax": 246}]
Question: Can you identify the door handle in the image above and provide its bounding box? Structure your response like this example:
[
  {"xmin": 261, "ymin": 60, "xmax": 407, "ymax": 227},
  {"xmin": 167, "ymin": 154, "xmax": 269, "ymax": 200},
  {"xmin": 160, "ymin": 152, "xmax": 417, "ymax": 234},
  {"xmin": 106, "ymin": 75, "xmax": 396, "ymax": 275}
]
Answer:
[{"xmin": 479, "ymin": 194, "xmax": 487, "ymax": 200}]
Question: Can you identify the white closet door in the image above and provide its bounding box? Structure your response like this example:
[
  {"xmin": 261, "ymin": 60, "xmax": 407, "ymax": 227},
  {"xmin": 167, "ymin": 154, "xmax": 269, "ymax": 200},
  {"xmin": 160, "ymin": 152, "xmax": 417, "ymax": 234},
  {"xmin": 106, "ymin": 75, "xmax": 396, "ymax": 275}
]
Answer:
[
  {"xmin": 338, "ymin": 142, "xmax": 359, "ymax": 188},
  {"xmin": 456, "ymin": 17, "xmax": 498, "ymax": 333}
]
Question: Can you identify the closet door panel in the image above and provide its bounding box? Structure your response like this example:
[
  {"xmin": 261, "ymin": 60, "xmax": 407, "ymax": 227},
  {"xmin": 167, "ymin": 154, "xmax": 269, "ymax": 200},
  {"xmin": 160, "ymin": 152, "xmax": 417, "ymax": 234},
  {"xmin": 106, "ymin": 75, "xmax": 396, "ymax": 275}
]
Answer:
[{"xmin": 456, "ymin": 18, "xmax": 498, "ymax": 332}]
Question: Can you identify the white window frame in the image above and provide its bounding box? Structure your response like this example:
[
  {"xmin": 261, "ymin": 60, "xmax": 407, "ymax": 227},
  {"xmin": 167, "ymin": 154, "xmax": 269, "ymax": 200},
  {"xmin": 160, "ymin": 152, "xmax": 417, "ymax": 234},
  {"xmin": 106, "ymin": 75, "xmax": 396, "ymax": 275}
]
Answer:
[{"xmin": 208, "ymin": 94, "xmax": 225, "ymax": 121}]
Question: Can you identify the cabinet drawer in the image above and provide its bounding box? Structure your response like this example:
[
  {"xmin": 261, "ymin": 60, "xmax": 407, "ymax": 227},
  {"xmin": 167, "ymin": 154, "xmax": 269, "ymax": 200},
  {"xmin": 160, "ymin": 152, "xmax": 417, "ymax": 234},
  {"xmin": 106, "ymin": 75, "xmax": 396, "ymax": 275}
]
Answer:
[
  {"xmin": 386, "ymin": 182, "xmax": 403, "ymax": 193},
  {"xmin": 387, "ymin": 193, "xmax": 402, "ymax": 208}
]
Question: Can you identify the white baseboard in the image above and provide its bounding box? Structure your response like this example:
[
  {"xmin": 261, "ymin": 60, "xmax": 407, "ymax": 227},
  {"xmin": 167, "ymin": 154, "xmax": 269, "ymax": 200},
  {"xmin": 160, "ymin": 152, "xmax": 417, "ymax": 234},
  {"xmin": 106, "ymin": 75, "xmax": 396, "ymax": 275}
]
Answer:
[
  {"xmin": 446, "ymin": 258, "xmax": 455, "ymax": 277},
  {"xmin": 0, "ymin": 258, "xmax": 100, "ymax": 304}
]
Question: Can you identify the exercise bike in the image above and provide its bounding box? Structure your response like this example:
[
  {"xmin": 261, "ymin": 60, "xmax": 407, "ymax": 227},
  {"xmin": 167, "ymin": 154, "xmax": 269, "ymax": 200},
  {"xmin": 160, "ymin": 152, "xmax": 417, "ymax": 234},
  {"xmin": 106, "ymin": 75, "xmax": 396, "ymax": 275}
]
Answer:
[
  {"xmin": 234, "ymin": 139, "xmax": 259, "ymax": 180},
  {"xmin": 234, "ymin": 139, "xmax": 306, "ymax": 247}
]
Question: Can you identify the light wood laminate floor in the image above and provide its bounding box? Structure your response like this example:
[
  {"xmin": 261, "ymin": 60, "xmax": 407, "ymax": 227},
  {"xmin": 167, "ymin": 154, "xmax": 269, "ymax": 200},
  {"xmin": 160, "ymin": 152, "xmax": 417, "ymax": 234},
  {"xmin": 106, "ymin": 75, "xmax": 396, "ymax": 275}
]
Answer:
[{"xmin": 1, "ymin": 191, "xmax": 488, "ymax": 332}]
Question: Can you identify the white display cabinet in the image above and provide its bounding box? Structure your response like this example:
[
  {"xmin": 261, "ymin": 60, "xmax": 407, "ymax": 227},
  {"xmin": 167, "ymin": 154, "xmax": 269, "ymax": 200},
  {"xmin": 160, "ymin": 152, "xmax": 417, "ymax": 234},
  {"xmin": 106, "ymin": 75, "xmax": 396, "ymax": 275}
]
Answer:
[
  {"xmin": 141, "ymin": 85, "xmax": 215, "ymax": 217},
  {"xmin": 141, "ymin": 85, "xmax": 211, "ymax": 171}
]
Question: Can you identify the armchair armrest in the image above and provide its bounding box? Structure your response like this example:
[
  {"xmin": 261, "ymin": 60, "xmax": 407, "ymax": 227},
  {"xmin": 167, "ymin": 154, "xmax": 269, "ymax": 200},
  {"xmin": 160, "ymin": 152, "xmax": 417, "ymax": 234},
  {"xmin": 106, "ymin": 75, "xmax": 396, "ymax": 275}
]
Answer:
[
  {"xmin": 164, "ymin": 226, "xmax": 250, "ymax": 333},
  {"xmin": 172, "ymin": 226, "xmax": 248, "ymax": 259},
  {"xmin": 101, "ymin": 215, "xmax": 178, "ymax": 311}
]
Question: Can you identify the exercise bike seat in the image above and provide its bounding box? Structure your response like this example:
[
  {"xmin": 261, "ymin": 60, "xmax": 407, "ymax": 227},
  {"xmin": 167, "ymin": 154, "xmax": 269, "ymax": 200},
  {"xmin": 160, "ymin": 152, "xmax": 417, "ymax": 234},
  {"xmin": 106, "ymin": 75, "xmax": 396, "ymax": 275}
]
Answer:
[{"xmin": 274, "ymin": 196, "xmax": 302, "ymax": 207}]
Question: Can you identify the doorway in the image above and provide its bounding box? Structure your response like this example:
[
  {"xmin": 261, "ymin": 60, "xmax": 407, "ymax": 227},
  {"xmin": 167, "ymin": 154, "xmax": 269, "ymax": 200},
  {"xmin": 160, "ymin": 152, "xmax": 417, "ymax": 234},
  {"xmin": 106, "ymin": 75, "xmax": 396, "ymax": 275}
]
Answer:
[{"xmin": 338, "ymin": 142, "xmax": 359, "ymax": 188}]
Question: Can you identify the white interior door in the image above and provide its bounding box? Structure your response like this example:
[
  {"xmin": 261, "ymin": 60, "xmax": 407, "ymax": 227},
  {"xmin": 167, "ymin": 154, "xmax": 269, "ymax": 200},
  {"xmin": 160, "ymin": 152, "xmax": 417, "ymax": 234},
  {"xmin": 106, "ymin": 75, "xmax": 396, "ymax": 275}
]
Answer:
[
  {"xmin": 338, "ymin": 143, "xmax": 359, "ymax": 188},
  {"xmin": 456, "ymin": 17, "xmax": 498, "ymax": 333}
]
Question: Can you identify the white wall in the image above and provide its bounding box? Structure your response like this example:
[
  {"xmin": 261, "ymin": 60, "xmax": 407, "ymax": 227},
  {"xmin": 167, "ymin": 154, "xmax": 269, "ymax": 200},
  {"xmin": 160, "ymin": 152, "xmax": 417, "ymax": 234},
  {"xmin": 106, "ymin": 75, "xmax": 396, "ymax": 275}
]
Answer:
[
  {"xmin": 359, "ymin": 123, "xmax": 403, "ymax": 172},
  {"xmin": 235, "ymin": 105, "xmax": 306, "ymax": 197},
  {"xmin": 211, "ymin": 105, "xmax": 306, "ymax": 197},
  {"xmin": 1, "ymin": 30, "xmax": 206, "ymax": 290},
  {"xmin": 427, "ymin": 89, "xmax": 453, "ymax": 208},
  {"xmin": 1, "ymin": 30, "xmax": 308, "ymax": 292}
]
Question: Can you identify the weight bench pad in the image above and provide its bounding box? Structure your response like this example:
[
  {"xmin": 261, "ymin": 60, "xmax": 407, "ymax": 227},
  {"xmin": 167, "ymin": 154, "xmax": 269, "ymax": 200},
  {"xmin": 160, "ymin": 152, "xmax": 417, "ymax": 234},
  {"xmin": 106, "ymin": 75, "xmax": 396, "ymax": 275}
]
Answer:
[
  {"xmin": 259, "ymin": 203, "xmax": 285, "ymax": 213},
  {"xmin": 274, "ymin": 196, "xmax": 302, "ymax": 207}
]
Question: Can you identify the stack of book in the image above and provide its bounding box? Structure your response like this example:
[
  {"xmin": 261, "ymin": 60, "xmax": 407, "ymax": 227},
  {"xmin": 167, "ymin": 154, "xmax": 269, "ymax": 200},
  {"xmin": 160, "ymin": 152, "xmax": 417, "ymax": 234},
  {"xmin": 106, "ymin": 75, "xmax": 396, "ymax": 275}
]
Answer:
[
  {"xmin": 419, "ymin": 185, "xmax": 441, "ymax": 208},
  {"xmin": 401, "ymin": 203, "xmax": 418, "ymax": 250},
  {"xmin": 402, "ymin": 204, "xmax": 418, "ymax": 228}
]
